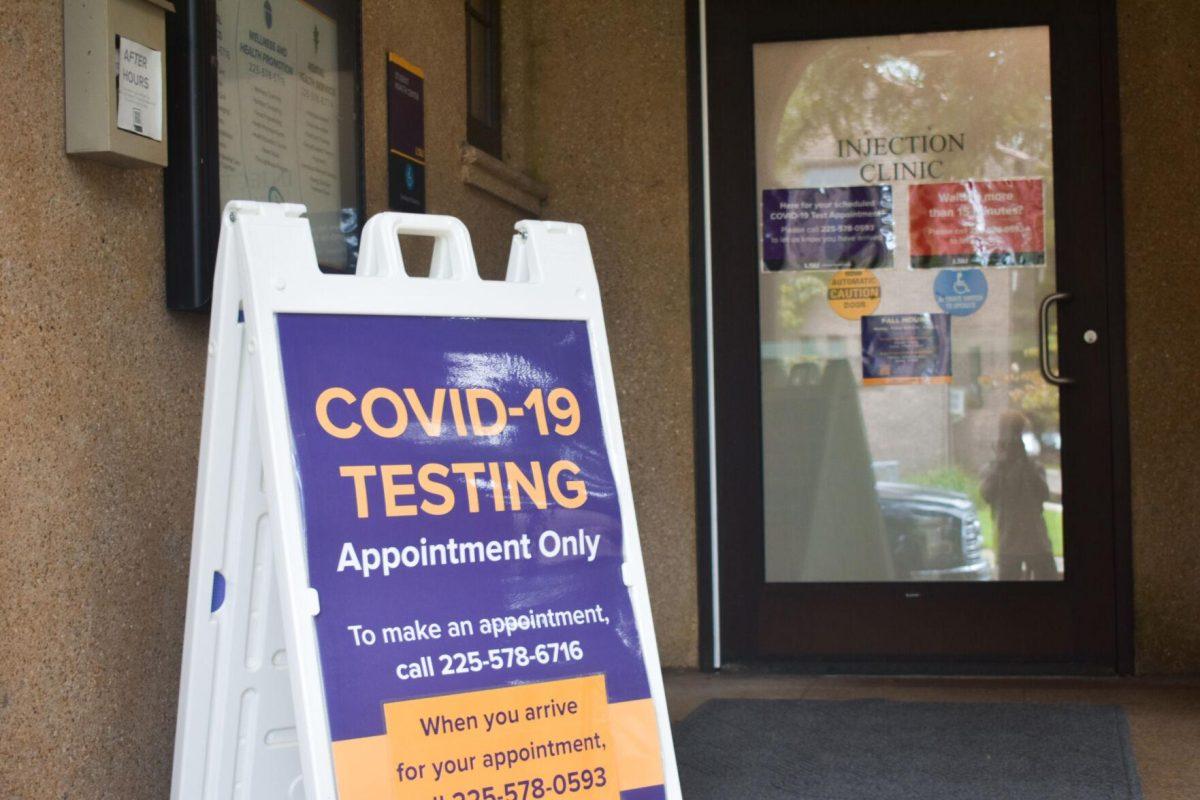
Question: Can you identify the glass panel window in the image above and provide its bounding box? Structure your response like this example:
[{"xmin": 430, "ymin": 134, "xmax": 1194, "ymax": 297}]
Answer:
[
  {"xmin": 754, "ymin": 27, "xmax": 1062, "ymax": 583},
  {"xmin": 466, "ymin": 0, "xmax": 501, "ymax": 157},
  {"xmin": 469, "ymin": 16, "xmax": 492, "ymax": 123},
  {"xmin": 214, "ymin": 0, "xmax": 362, "ymax": 271}
]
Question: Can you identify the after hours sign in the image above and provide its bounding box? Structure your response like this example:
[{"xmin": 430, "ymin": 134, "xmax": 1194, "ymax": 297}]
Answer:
[{"xmin": 171, "ymin": 206, "xmax": 678, "ymax": 800}]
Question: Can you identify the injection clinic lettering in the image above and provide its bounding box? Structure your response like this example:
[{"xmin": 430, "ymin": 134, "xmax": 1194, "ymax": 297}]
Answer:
[{"xmin": 837, "ymin": 133, "xmax": 966, "ymax": 183}]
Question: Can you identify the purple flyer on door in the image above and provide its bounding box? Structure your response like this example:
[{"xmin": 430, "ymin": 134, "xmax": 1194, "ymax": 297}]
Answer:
[
  {"xmin": 276, "ymin": 313, "xmax": 666, "ymax": 800},
  {"xmin": 861, "ymin": 313, "xmax": 952, "ymax": 386},
  {"xmin": 761, "ymin": 185, "xmax": 894, "ymax": 271}
]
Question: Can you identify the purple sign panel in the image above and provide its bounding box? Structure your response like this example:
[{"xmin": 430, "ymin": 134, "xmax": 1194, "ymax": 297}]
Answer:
[
  {"xmin": 276, "ymin": 314, "xmax": 665, "ymax": 800},
  {"xmin": 761, "ymin": 185, "xmax": 894, "ymax": 271}
]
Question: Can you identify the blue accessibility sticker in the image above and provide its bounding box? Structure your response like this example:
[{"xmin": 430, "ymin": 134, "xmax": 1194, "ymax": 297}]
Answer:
[{"xmin": 933, "ymin": 268, "xmax": 988, "ymax": 316}]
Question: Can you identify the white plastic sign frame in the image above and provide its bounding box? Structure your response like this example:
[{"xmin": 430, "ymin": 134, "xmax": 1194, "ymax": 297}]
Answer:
[{"xmin": 171, "ymin": 202, "xmax": 681, "ymax": 800}]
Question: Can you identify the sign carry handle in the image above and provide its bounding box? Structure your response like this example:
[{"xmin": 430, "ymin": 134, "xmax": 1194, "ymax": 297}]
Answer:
[{"xmin": 358, "ymin": 212, "xmax": 481, "ymax": 281}]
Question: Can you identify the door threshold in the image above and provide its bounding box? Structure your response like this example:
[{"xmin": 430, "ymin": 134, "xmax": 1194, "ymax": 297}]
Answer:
[{"xmin": 715, "ymin": 660, "xmax": 1116, "ymax": 677}]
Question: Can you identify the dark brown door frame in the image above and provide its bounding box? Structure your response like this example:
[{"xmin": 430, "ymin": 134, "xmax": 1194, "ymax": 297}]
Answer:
[{"xmin": 686, "ymin": 0, "xmax": 1134, "ymax": 673}]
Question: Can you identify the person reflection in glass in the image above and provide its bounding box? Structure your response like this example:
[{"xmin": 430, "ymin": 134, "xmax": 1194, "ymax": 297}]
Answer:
[{"xmin": 981, "ymin": 411, "xmax": 1057, "ymax": 580}]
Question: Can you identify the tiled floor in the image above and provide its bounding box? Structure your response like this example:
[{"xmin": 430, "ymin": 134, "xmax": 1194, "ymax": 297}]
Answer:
[{"xmin": 664, "ymin": 670, "xmax": 1200, "ymax": 800}]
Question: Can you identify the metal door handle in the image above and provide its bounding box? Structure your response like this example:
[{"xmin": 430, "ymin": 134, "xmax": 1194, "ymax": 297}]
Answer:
[{"xmin": 1039, "ymin": 292, "xmax": 1074, "ymax": 386}]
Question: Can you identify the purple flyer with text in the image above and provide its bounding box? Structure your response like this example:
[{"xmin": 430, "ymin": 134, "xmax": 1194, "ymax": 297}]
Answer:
[{"xmin": 761, "ymin": 185, "xmax": 895, "ymax": 271}]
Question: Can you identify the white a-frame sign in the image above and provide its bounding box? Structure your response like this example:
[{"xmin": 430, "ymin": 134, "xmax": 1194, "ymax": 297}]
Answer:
[{"xmin": 171, "ymin": 203, "xmax": 681, "ymax": 800}]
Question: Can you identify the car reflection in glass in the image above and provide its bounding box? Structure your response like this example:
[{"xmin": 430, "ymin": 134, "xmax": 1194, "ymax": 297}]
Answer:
[{"xmin": 877, "ymin": 482, "xmax": 992, "ymax": 581}]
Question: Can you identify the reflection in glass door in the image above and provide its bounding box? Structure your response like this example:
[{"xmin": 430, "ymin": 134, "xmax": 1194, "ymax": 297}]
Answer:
[{"xmin": 754, "ymin": 27, "xmax": 1063, "ymax": 583}]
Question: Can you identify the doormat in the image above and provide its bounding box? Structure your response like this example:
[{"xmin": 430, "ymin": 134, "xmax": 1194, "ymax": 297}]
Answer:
[{"xmin": 673, "ymin": 699, "xmax": 1142, "ymax": 800}]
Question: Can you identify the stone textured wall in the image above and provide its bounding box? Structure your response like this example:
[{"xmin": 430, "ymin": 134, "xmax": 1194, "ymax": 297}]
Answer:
[
  {"xmin": 0, "ymin": 4, "xmax": 208, "ymax": 796},
  {"xmin": 1117, "ymin": 0, "xmax": 1200, "ymax": 673},
  {"xmin": 521, "ymin": 0, "xmax": 698, "ymax": 669}
]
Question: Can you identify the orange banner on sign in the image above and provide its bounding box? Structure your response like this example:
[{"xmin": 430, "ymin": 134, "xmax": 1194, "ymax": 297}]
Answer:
[{"xmin": 382, "ymin": 675, "xmax": 620, "ymax": 800}]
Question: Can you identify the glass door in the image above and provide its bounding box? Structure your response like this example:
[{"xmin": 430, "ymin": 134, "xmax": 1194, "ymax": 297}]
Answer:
[
  {"xmin": 757, "ymin": 28, "xmax": 1062, "ymax": 584},
  {"xmin": 705, "ymin": 0, "xmax": 1128, "ymax": 669}
]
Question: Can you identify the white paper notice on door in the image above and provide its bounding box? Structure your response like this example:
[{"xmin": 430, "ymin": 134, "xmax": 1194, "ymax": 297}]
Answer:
[{"xmin": 116, "ymin": 36, "xmax": 163, "ymax": 141}]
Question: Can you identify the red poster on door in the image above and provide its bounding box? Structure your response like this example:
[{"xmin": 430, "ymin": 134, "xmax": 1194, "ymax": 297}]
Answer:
[{"xmin": 909, "ymin": 178, "xmax": 1045, "ymax": 268}]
